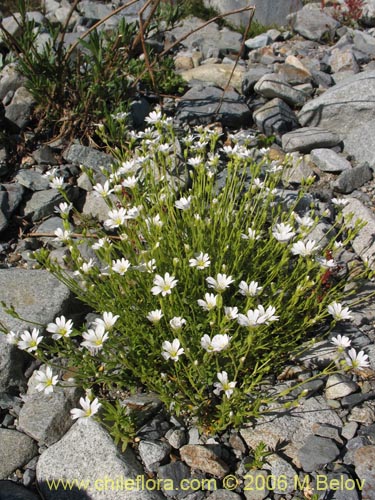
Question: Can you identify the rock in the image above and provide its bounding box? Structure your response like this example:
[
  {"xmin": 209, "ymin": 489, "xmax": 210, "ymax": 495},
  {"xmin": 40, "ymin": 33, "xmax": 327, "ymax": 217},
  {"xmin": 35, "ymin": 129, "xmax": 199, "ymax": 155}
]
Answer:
[
  {"xmin": 0, "ymin": 429, "xmax": 38, "ymax": 479},
  {"xmin": 23, "ymin": 189, "xmax": 66, "ymax": 222},
  {"xmin": 203, "ymin": 0, "xmax": 303, "ymax": 29},
  {"xmin": 37, "ymin": 417, "xmax": 165, "ymax": 500},
  {"xmin": 174, "ymin": 54, "xmax": 194, "ymax": 71},
  {"xmin": 62, "ymin": 144, "xmax": 114, "ymax": 175},
  {"xmin": 240, "ymin": 396, "xmax": 342, "ymax": 462},
  {"xmin": 120, "ymin": 394, "xmax": 163, "ymax": 428},
  {"xmin": 180, "ymin": 64, "xmax": 244, "ymax": 93},
  {"xmin": 322, "ymin": 471, "xmax": 361, "ymax": 500},
  {"xmin": 138, "ymin": 440, "xmax": 171, "ymax": 472},
  {"xmin": 245, "ymin": 33, "xmax": 271, "ymax": 50},
  {"xmin": 342, "ymin": 198, "xmax": 375, "ymax": 267},
  {"xmin": 32, "ymin": 146, "xmax": 59, "ymax": 165},
  {"xmin": 5, "ymin": 87, "xmax": 35, "ymax": 129},
  {"xmin": 310, "ymin": 148, "xmax": 352, "ymax": 173},
  {"xmin": 282, "ymin": 152, "xmax": 315, "ymax": 185},
  {"xmin": 264, "ymin": 455, "xmax": 297, "ymax": 494},
  {"xmin": 298, "ymin": 71, "xmax": 375, "ymax": 165},
  {"xmin": 165, "ymin": 429, "xmax": 187, "ymax": 449},
  {"xmin": 312, "ymin": 423, "xmax": 344, "ymax": 445},
  {"xmin": 0, "ymin": 63, "xmax": 26, "ymax": 101},
  {"xmin": 179, "ymin": 445, "xmax": 230, "ymax": 478},
  {"xmin": 0, "ymin": 480, "xmax": 41, "ymax": 500},
  {"xmin": 254, "ymin": 73, "xmax": 307, "ymax": 107},
  {"xmin": 297, "ymin": 435, "xmax": 340, "ymax": 472},
  {"xmin": 0, "ymin": 269, "xmax": 72, "ymax": 393},
  {"xmin": 342, "ymin": 422, "xmax": 359, "ymax": 441},
  {"xmin": 361, "ymin": 0, "xmax": 375, "ymax": 26},
  {"xmin": 18, "ymin": 380, "xmax": 81, "ymax": 446},
  {"xmin": 332, "ymin": 164, "xmax": 373, "ymax": 194},
  {"xmin": 242, "ymin": 469, "xmax": 269, "ymax": 500},
  {"xmin": 157, "ymin": 461, "xmax": 193, "ymax": 498},
  {"xmin": 342, "ymin": 118, "xmax": 375, "ymax": 166},
  {"xmin": 168, "ymin": 17, "xmax": 242, "ymax": 58},
  {"xmin": 277, "ymin": 56, "xmax": 312, "ymax": 86},
  {"xmin": 329, "ymin": 48, "xmax": 360, "ymax": 73},
  {"xmin": 282, "ymin": 126, "xmax": 342, "ymax": 153},
  {"xmin": 242, "ymin": 64, "xmax": 273, "ymax": 95},
  {"xmin": 288, "ymin": 4, "xmax": 340, "ymax": 42},
  {"xmin": 175, "ymin": 86, "xmax": 251, "ymax": 127},
  {"xmin": 325, "ymin": 373, "xmax": 359, "ymax": 400},
  {"xmin": 36, "ymin": 217, "xmax": 70, "ymax": 248},
  {"xmin": 253, "ymin": 97, "xmax": 299, "ymax": 139},
  {"xmin": 15, "ymin": 170, "xmax": 50, "ymax": 191},
  {"xmin": 348, "ymin": 402, "xmax": 375, "ymax": 425},
  {"xmin": 207, "ymin": 492, "xmax": 241, "ymax": 500},
  {"xmin": 353, "ymin": 445, "xmax": 375, "ymax": 500}
]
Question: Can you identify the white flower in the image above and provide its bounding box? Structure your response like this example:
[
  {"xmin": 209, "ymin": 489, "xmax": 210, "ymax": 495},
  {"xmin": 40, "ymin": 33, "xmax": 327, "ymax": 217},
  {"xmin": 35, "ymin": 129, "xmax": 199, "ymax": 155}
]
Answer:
[
  {"xmin": 206, "ymin": 273, "xmax": 234, "ymax": 293},
  {"xmin": 93, "ymin": 180, "xmax": 114, "ymax": 198},
  {"xmin": 125, "ymin": 206, "xmax": 141, "ymax": 219},
  {"xmin": 81, "ymin": 324, "xmax": 109, "ymax": 352},
  {"xmin": 272, "ymin": 223, "xmax": 296, "ymax": 243},
  {"xmin": 251, "ymin": 177, "xmax": 265, "ymax": 191},
  {"xmin": 54, "ymin": 228, "xmax": 72, "ymax": 243},
  {"xmin": 197, "ymin": 293, "xmax": 218, "ymax": 311},
  {"xmin": 291, "ymin": 240, "xmax": 320, "ymax": 257},
  {"xmin": 187, "ymin": 156, "xmax": 203, "ymax": 167},
  {"xmin": 71, "ymin": 396, "xmax": 101, "ymax": 419},
  {"xmin": 241, "ymin": 228, "xmax": 260, "ymax": 241},
  {"xmin": 317, "ymin": 258, "xmax": 337, "ymax": 268},
  {"xmin": 145, "ymin": 109, "xmax": 162, "ymax": 124},
  {"xmin": 151, "ymin": 273, "xmax": 178, "ymax": 296},
  {"xmin": 345, "ymin": 348, "xmax": 370, "ymax": 369},
  {"xmin": 175, "ymin": 196, "xmax": 192, "ymax": 211},
  {"xmin": 94, "ymin": 312, "xmax": 119, "ymax": 331},
  {"xmin": 158, "ymin": 143, "xmax": 171, "ymax": 153},
  {"xmin": 74, "ymin": 258, "xmax": 96, "ymax": 275},
  {"xmin": 328, "ymin": 301, "xmax": 352, "ymax": 321},
  {"xmin": 293, "ymin": 212, "xmax": 314, "ymax": 229},
  {"xmin": 49, "ymin": 176, "xmax": 64, "ymax": 189},
  {"xmin": 145, "ymin": 214, "xmax": 163, "ymax": 229},
  {"xmin": 257, "ymin": 305, "xmax": 279, "ymax": 324},
  {"xmin": 147, "ymin": 309, "xmax": 163, "ymax": 323},
  {"xmin": 6, "ymin": 331, "xmax": 20, "ymax": 345},
  {"xmin": 35, "ymin": 366, "xmax": 59, "ymax": 394},
  {"xmin": 237, "ymin": 309, "xmax": 266, "ymax": 327},
  {"xmin": 213, "ymin": 371, "xmax": 236, "ymax": 398},
  {"xmin": 121, "ymin": 176, "xmax": 138, "ymax": 189},
  {"xmin": 112, "ymin": 258, "xmax": 131, "ymax": 275},
  {"xmin": 332, "ymin": 198, "xmax": 350, "ymax": 207},
  {"xmin": 92, "ymin": 237, "xmax": 110, "ymax": 250},
  {"xmin": 18, "ymin": 329, "xmax": 43, "ymax": 352},
  {"xmin": 224, "ymin": 306, "xmax": 238, "ymax": 320},
  {"xmin": 42, "ymin": 167, "xmax": 58, "ymax": 179},
  {"xmin": 104, "ymin": 208, "xmax": 127, "ymax": 229},
  {"xmin": 144, "ymin": 259, "xmax": 156, "ymax": 273},
  {"xmin": 54, "ymin": 202, "xmax": 73, "ymax": 216},
  {"xmin": 162, "ymin": 339, "xmax": 184, "ymax": 361},
  {"xmin": 201, "ymin": 334, "xmax": 231, "ymax": 352},
  {"xmin": 189, "ymin": 252, "xmax": 211, "ymax": 270},
  {"xmin": 169, "ymin": 317, "xmax": 186, "ymax": 331},
  {"xmin": 239, "ymin": 280, "xmax": 262, "ymax": 297},
  {"xmin": 119, "ymin": 159, "xmax": 137, "ymax": 175},
  {"xmin": 331, "ymin": 334, "xmax": 351, "ymax": 351},
  {"xmin": 47, "ymin": 316, "xmax": 74, "ymax": 340}
]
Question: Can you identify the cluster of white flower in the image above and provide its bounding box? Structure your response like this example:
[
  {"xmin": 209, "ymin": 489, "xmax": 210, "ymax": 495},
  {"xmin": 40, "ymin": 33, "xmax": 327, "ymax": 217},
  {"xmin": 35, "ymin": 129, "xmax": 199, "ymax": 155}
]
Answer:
[{"xmin": 330, "ymin": 333, "xmax": 369, "ymax": 369}]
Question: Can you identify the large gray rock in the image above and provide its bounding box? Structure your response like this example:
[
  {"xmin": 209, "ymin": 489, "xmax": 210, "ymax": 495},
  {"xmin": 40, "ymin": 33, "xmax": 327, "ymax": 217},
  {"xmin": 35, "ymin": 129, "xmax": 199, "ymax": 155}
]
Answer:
[
  {"xmin": 353, "ymin": 445, "xmax": 375, "ymax": 500},
  {"xmin": 254, "ymin": 73, "xmax": 307, "ymax": 107},
  {"xmin": 167, "ymin": 16, "xmax": 242, "ymax": 59},
  {"xmin": 180, "ymin": 64, "xmax": 244, "ymax": 93},
  {"xmin": 240, "ymin": 396, "xmax": 342, "ymax": 464},
  {"xmin": 203, "ymin": 0, "xmax": 303, "ymax": 29},
  {"xmin": 176, "ymin": 86, "xmax": 251, "ymax": 127},
  {"xmin": 297, "ymin": 435, "xmax": 340, "ymax": 472},
  {"xmin": 253, "ymin": 97, "xmax": 299, "ymax": 138},
  {"xmin": 310, "ymin": 148, "xmax": 352, "ymax": 173},
  {"xmin": 361, "ymin": 0, "xmax": 375, "ymax": 26},
  {"xmin": 0, "ymin": 480, "xmax": 42, "ymax": 500},
  {"xmin": 298, "ymin": 71, "xmax": 375, "ymax": 165},
  {"xmin": 18, "ymin": 386, "xmax": 81, "ymax": 446},
  {"xmin": 0, "ymin": 429, "xmax": 38, "ymax": 479},
  {"xmin": 288, "ymin": 4, "xmax": 340, "ymax": 41},
  {"xmin": 332, "ymin": 164, "xmax": 373, "ymax": 194},
  {"xmin": 0, "ymin": 269, "xmax": 72, "ymax": 394},
  {"xmin": 282, "ymin": 127, "xmax": 341, "ymax": 153},
  {"xmin": 37, "ymin": 418, "xmax": 165, "ymax": 500},
  {"xmin": 342, "ymin": 198, "xmax": 375, "ymax": 267}
]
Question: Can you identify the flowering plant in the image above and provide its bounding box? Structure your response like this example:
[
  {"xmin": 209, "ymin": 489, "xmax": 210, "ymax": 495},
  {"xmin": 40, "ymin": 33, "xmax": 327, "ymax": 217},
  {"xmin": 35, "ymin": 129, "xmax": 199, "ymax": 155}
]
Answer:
[{"xmin": 5, "ymin": 109, "xmax": 372, "ymax": 436}]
